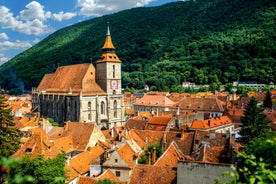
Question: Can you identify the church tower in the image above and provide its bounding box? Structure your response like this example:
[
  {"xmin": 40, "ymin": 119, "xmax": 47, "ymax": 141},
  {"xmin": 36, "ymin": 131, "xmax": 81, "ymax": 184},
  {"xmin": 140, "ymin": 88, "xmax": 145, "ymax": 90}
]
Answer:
[{"xmin": 96, "ymin": 23, "xmax": 121, "ymax": 95}]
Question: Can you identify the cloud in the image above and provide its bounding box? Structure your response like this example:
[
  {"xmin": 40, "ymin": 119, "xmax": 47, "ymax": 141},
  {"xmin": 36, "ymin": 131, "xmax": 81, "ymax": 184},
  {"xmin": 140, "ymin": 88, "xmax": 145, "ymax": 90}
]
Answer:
[
  {"xmin": 0, "ymin": 33, "xmax": 8, "ymax": 40},
  {"xmin": 52, "ymin": 11, "xmax": 77, "ymax": 22},
  {"xmin": 77, "ymin": 0, "xmax": 155, "ymax": 16},
  {"xmin": 19, "ymin": 1, "xmax": 51, "ymax": 21},
  {"xmin": 0, "ymin": 40, "xmax": 32, "ymax": 50},
  {"xmin": 0, "ymin": 53, "xmax": 10, "ymax": 66},
  {"xmin": 0, "ymin": 5, "xmax": 50, "ymax": 35}
]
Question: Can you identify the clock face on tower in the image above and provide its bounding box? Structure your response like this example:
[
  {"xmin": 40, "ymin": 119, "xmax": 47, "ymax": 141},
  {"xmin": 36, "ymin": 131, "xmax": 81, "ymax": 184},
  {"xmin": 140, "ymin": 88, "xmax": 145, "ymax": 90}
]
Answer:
[{"xmin": 110, "ymin": 80, "xmax": 118, "ymax": 89}]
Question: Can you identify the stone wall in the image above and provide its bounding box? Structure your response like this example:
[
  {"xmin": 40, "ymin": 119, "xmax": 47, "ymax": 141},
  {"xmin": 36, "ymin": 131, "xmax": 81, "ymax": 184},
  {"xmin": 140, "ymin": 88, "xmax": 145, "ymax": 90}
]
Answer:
[{"xmin": 177, "ymin": 161, "xmax": 233, "ymax": 184}]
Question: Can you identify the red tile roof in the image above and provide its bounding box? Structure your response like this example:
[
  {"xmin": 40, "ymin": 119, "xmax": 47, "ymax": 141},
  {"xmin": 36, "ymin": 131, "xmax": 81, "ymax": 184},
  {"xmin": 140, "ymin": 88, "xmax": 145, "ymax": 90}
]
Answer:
[
  {"xmin": 37, "ymin": 63, "xmax": 106, "ymax": 96},
  {"xmin": 117, "ymin": 142, "xmax": 136, "ymax": 168},
  {"xmin": 69, "ymin": 146, "xmax": 104, "ymax": 174},
  {"xmin": 134, "ymin": 94, "xmax": 176, "ymax": 107},
  {"xmin": 174, "ymin": 97, "xmax": 224, "ymax": 112},
  {"xmin": 154, "ymin": 141, "xmax": 185, "ymax": 167},
  {"xmin": 190, "ymin": 116, "xmax": 233, "ymax": 130},
  {"xmin": 47, "ymin": 122, "xmax": 97, "ymax": 151},
  {"xmin": 144, "ymin": 116, "xmax": 172, "ymax": 131},
  {"xmin": 129, "ymin": 164, "xmax": 176, "ymax": 184},
  {"xmin": 98, "ymin": 168, "xmax": 120, "ymax": 182}
]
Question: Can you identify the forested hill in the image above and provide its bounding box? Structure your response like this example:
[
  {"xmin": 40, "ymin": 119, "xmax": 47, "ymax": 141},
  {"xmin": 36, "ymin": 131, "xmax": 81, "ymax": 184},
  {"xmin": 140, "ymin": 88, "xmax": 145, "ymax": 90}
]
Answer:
[{"xmin": 0, "ymin": 0, "xmax": 275, "ymax": 92}]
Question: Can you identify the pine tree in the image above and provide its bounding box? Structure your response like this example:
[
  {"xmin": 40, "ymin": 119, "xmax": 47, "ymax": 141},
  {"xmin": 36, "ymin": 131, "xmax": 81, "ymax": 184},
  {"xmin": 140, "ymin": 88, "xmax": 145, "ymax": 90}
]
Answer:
[
  {"xmin": 263, "ymin": 90, "xmax": 272, "ymax": 110},
  {"xmin": 0, "ymin": 93, "xmax": 22, "ymax": 157},
  {"xmin": 239, "ymin": 97, "xmax": 271, "ymax": 144}
]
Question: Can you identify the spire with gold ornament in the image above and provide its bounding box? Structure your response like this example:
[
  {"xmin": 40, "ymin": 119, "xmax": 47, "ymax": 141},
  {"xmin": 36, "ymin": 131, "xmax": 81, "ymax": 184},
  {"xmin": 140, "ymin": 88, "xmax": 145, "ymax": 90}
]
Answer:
[{"xmin": 97, "ymin": 22, "xmax": 120, "ymax": 63}]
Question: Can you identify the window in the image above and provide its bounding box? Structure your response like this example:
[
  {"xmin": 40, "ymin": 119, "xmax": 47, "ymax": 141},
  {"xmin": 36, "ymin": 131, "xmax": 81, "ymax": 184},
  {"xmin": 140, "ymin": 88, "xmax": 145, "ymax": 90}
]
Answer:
[
  {"xmin": 113, "ymin": 65, "xmax": 115, "ymax": 78},
  {"xmin": 115, "ymin": 171, "xmax": 120, "ymax": 177},
  {"xmin": 115, "ymin": 159, "xmax": 118, "ymax": 163},
  {"xmin": 88, "ymin": 101, "xmax": 91, "ymax": 110},
  {"xmin": 101, "ymin": 101, "xmax": 105, "ymax": 115},
  {"xmin": 88, "ymin": 113, "xmax": 91, "ymax": 121},
  {"xmin": 114, "ymin": 100, "xmax": 117, "ymax": 118}
]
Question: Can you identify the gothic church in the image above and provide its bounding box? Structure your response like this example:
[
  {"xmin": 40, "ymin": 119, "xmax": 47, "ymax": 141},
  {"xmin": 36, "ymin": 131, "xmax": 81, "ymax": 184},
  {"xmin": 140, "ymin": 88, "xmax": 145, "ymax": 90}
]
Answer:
[{"xmin": 32, "ymin": 25, "xmax": 125, "ymax": 129}]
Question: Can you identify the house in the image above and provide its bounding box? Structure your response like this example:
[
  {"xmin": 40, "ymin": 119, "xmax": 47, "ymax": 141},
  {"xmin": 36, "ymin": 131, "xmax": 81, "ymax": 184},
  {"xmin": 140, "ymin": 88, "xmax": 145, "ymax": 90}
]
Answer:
[
  {"xmin": 47, "ymin": 122, "xmax": 106, "ymax": 158},
  {"xmin": 129, "ymin": 164, "xmax": 177, "ymax": 184},
  {"xmin": 172, "ymin": 97, "xmax": 225, "ymax": 118},
  {"xmin": 100, "ymin": 141, "xmax": 139, "ymax": 182},
  {"xmin": 13, "ymin": 127, "xmax": 73, "ymax": 159},
  {"xmin": 133, "ymin": 93, "xmax": 176, "ymax": 116},
  {"xmin": 189, "ymin": 115, "xmax": 234, "ymax": 134},
  {"xmin": 144, "ymin": 116, "xmax": 173, "ymax": 131},
  {"xmin": 66, "ymin": 146, "xmax": 105, "ymax": 184},
  {"xmin": 154, "ymin": 141, "xmax": 186, "ymax": 167},
  {"xmin": 32, "ymin": 25, "xmax": 125, "ymax": 129}
]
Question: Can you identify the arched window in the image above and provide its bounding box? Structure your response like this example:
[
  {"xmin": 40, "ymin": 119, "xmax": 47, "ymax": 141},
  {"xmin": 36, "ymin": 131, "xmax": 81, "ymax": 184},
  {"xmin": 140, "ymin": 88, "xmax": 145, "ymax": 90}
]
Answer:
[
  {"xmin": 88, "ymin": 101, "xmax": 91, "ymax": 110},
  {"xmin": 88, "ymin": 113, "xmax": 91, "ymax": 121},
  {"xmin": 114, "ymin": 100, "xmax": 117, "ymax": 118},
  {"xmin": 113, "ymin": 65, "xmax": 115, "ymax": 78},
  {"xmin": 101, "ymin": 101, "xmax": 105, "ymax": 115}
]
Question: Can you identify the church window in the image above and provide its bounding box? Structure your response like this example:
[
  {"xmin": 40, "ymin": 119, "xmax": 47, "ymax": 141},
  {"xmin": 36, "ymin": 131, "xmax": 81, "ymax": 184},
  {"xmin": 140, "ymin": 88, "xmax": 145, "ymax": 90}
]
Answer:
[
  {"xmin": 113, "ymin": 65, "xmax": 115, "ymax": 78},
  {"xmin": 88, "ymin": 113, "xmax": 91, "ymax": 121},
  {"xmin": 101, "ymin": 101, "xmax": 105, "ymax": 115},
  {"xmin": 88, "ymin": 101, "xmax": 91, "ymax": 110},
  {"xmin": 114, "ymin": 100, "xmax": 117, "ymax": 118}
]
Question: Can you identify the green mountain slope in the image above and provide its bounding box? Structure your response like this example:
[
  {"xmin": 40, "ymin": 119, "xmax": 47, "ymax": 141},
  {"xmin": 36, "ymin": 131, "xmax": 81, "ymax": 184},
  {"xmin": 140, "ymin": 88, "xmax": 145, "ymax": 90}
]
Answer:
[{"xmin": 0, "ymin": 0, "xmax": 275, "ymax": 91}]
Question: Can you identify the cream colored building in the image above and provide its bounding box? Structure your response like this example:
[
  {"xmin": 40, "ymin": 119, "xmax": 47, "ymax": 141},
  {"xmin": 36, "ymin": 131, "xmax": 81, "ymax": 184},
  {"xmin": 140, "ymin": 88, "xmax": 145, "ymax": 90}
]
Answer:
[{"xmin": 32, "ymin": 25, "xmax": 124, "ymax": 129}]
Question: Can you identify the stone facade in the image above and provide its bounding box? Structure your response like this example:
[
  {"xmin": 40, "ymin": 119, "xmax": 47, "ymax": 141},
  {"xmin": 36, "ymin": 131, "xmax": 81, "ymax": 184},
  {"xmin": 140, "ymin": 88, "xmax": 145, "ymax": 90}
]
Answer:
[{"xmin": 177, "ymin": 161, "xmax": 233, "ymax": 184}]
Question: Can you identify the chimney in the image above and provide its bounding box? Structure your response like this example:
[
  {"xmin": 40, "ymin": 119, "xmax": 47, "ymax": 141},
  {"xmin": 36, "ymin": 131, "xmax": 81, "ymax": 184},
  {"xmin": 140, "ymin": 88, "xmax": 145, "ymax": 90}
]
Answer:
[
  {"xmin": 208, "ymin": 120, "xmax": 211, "ymax": 126},
  {"xmin": 133, "ymin": 155, "xmax": 138, "ymax": 166},
  {"xmin": 147, "ymin": 152, "xmax": 151, "ymax": 165},
  {"xmin": 111, "ymin": 128, "xmax": 114, "ymax": 138},
  {"xmin": 152, "ymin": 147, "xmax": 156, "ymax": 164}
]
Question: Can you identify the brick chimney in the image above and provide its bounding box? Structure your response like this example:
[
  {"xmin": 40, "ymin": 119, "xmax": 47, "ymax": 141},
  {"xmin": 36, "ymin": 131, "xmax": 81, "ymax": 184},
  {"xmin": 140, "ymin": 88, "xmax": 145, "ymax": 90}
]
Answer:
[
  {"xmin": 152, "ymin": 147, "xmax": 156, "ymax": 164},
  {"xmin": 147, "ymin": 152, "xmax": 151, "ymax": 165}
]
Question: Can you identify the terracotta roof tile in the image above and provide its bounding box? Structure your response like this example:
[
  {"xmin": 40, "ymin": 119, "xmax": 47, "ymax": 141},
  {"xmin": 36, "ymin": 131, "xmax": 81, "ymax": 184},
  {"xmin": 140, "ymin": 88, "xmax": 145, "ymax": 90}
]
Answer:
[
  {"xmin": 144, "ymin": 116, "xmax": 172, "ymax": 131},
  {"xmin": 47, "ymin": 122, "xmax": 98, "ymax": 151},
  {"xmin": 174, "ymin": 97, "xmax": 224, "ymax": 112},
  {"xmin": 117, "ymin": 142, "xmax": 136, "ymax": 168},
  {"xmin": 69, "ymin": 146, "xmax": 104, "ymax": 174},
  {"xmin": 154, "ymin": 141, "xmax": 185, "ymax": 167},
  {"xmin": 65, "ymin": 165, "xmax": 79, "ymax": 182},
  {"xmin": 125, "ymin": 118, "xmax": 147, "ymax": 130},
  {"xmin": 134, "ymin": 94, "xmax": 176, "ymax": 107},
  {"xmin": 190, "ymin": 116, "xmax": 233, "ymax": 130},
  {"xmin": 98, "ymin": 168, "xmax": 120, "ymax": 182},
  {"xmin": 78, "ymin": 176, "xmax": 96, "ymax": 184},
  {"xmin": 37, "ymin": 63, "xmax": 106, "ymax": 96},
  {"xmin": 129, "ymin": 165, "xmax": 176, "ymax": 184}
]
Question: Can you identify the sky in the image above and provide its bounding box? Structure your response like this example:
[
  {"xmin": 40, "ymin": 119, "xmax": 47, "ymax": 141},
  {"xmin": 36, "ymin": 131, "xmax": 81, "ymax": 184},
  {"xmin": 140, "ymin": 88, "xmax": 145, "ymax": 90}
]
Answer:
[{"xmin": 0, "ymin": 0, "xmax": 177, "ymax": 66}]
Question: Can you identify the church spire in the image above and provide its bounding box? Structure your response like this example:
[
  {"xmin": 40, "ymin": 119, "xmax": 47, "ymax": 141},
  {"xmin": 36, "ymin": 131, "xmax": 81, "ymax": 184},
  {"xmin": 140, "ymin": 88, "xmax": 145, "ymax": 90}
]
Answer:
[
  {"xmin": 102, "ymin": 21, "xmax": 115, "ymax": 50},
  {"xmin": 97, "ymin": 22, "xmax": 120, "ymax": 63}
]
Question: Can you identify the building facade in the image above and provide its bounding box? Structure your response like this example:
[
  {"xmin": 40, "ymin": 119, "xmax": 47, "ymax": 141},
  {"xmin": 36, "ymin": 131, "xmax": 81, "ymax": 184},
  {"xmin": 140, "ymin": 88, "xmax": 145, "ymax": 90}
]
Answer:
[{"xmin": 32, "ymin": 25, "xmax": 125, "ymax": 129}]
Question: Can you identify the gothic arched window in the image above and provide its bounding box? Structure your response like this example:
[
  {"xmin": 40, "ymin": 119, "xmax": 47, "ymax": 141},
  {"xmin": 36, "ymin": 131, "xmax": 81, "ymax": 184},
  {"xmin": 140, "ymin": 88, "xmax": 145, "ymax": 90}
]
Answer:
[
  {"xmin": 113, "ymin": 65, "xmax": 115, "ymax": 78},
  {"xmin": 114, "ymin": 100, "xmax": 117, "ymax": 118},
  {"xmin": 101, "ymin": 101, "xmax": 105, "ymax": 115},
  {"xmin": 88, "ymin": 101, "xmax": 91, "ymax": 110}
]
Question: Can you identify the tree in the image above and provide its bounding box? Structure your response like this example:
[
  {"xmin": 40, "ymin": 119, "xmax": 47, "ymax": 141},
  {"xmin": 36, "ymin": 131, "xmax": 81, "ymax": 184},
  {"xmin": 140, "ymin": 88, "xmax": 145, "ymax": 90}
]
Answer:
[
  {"xmin": 239, "ymin": 97, "xmax": 271, "ymax": 144},
  {"xmin": 0, "ymin": 93, "xmax": 22, "ymax": 157},
  {"xmin": 0, "ymin": 153, "xmax": 67, "ymax": 184},
  {"xmin": 138, "ymin": 143, "xmax": 162, "ymax": 165},
  {"xmin": 263, "ymin": 90, "xmax": 272, "ymax": 110}
]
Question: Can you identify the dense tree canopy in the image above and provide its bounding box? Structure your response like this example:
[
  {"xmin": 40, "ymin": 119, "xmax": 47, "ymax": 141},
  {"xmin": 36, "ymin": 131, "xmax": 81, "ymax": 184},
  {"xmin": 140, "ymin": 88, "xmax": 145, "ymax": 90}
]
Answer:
[
  {"xmin": 239, "ymin": 97, "xmax": 271, "ymax": 144},
  {"xmin": 0, "ymin": 0, "xmax": 275, "ymax": 92}
]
